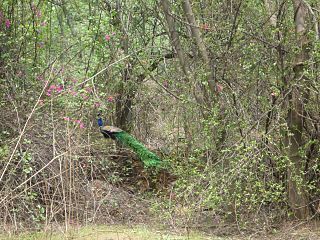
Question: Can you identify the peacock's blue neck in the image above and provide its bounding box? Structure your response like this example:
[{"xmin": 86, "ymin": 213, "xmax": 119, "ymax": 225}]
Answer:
[{"xmin": 97, "ymin": 116, "xmax": 103, "ymax": 127}]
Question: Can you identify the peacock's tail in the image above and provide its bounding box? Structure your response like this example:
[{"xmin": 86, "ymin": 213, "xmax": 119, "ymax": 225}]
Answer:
[{"xmin": 114, "ymin": 131, "xmax": 161, "ymax": 168}]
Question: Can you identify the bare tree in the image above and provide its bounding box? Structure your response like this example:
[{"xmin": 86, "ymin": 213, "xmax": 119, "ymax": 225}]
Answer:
[
  {"xmin": 285, "ymin": 0, "xmax": 311, "ymax": 219},
  {"xmin": 181, "ymin": 0, "xmax": 216, "ymax": 94},
  {"xmin": 161, "ymin": 0, "xmax": 189, "ymax": 76}
]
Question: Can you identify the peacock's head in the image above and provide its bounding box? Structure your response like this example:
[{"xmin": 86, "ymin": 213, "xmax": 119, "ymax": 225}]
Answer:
[
  {"xmin": 97, "ymin": 112, "xmax": 104, "ymax": 127},
  {"xmin": 97, "ymin": 112, "xmax": 123, "ymax": 139}
]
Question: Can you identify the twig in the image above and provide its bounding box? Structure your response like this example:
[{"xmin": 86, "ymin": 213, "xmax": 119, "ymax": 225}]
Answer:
[
  {"xmin": 0, "ymin": 64, "xmax": 55, "ymax": 183},
  {"xmin": 302, "ymin": 0, "xmax": 319, "ymax": 41},
  {"xmin": 0, "ymin": 152, "xmax": 67, "ymax": 205}
]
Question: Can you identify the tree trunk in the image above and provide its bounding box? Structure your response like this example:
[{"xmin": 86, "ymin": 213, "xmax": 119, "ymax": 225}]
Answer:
[
  {"xmin": 161, "ymin": 0, "xmax": 189, "ymax": 76},
  {"xmin": 160, "ymin": 0, "xmax": 194, "ymax": 155},
  {"xmin": 285, "ymin": 0, "xmax": 310, "ymax": 219},
  {"xmin": 107, "ymin": 1, "xmax": 133, "ymax": 131},
  {"xmin": 181, "ymin": 0, "xmax": 216, "ymax": 94}
]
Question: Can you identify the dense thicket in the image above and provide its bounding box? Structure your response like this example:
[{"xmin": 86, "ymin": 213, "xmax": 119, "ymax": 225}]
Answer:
[{"xmin": 0, "ymin": 0, "xmax": 320, "ymax": 232}]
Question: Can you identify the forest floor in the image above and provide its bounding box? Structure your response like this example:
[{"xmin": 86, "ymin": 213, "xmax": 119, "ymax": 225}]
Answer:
[{"xmin": 1, "ymin": 223, "xmax": 320, "ymax": 240}]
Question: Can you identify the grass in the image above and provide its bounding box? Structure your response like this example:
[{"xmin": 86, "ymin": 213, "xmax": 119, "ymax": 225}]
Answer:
[
  {"xmin": 0, "ymin": 225, "xmax": 222, "ymax": 240},
  {"xmin": 3, "ymin": 222, "xmax": 320, "ymax": 239}
]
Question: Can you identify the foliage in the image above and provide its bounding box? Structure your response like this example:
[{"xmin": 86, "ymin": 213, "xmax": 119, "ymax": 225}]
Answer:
[{"xmin": 0, "ymin": 0, "xmax": 320, "ymax": 232}]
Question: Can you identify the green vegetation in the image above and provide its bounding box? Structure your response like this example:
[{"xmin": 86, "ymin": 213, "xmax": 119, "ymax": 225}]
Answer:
[
  {"xmin": 0, "ymin": 0, "xmax": 320, "ymax": 237},
  {"xmin": 0, "ymin": 225, "xmax": 213, "ymax": 240}
]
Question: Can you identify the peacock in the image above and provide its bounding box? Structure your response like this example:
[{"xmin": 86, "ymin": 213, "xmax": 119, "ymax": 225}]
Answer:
[{"xmin": 97, "ymin": 114, "xmax": 162, "ymax": 168}]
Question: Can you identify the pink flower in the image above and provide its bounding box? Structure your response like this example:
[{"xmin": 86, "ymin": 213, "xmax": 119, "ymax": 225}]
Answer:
[
  {"xmin": 201, "ymin": 23, "xmax": 209, "ymax": 30},
  {"xmin": 56, "ymin": 85, "xmax": 63, "ymax": 93},
  {"xmin": 36, "ymin": 10, "xmax": 41, "ymax": 18},
  {"xmin": 31, "ymin": 3, "xmax": 36, "ymax": 11},
  {"xmin": 85, "ymin": 87, "xmax": 92, "ymax": 93},
  {"xmin": 46, "ymin": 90, "xmax": 51, "ymax": 96},
  {"xmin": 81, "ymin": 94, "xmax": 89, "ymax": 100},
  {"xmin": 216, "ymin": 83, "xmax": 223, "ymax": 93},
  {"xmin": 105, "ymin": 34, "xmax": 111, "ymax": 41},
  {"xmin": 5, "ymin": 19, "xmax": 10, "ymax": 28},
  {"xmin": 74, "ymin": 119, "xmax": 81, "ymax": 124},
  {"xmin": 36, "ymin": 75, "xmax": 44, "ymax": 81},
  {"xmin": 79, "ymin": 123, "xmax": 85, "ymax": 129},
  {"xmin": 63, "ymin": 117, "xmax": 70, "ymax": 121},
  {"xmin": 7, "ymin": 94, "xmax": 12, "ymax": 101},
  {"xmin": 111, "ymin": 32, "xmax": 116, "ymax": 36},
  {"xmin": 49, "ymin": 85, "xmax": 56, "ymax": 90},
  {"xmin": 107, "ymin": 96, "xmax": 114, "ymax": 102},
  {"xmin": 94, "ymin": 102, "xmax": 101, "ymax": 108},
  {"xmin": 69, "ymin": 90, "xmax": 77, "ymax": 96}
]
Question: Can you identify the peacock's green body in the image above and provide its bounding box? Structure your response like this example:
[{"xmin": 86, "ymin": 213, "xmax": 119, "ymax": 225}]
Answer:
[
  {"xmin": 98, "ymin": 116, "xmax": 162, "ymax": 168},
  {"xmin": 113, "ymin": 131, "xmax": 161, "ymax": 167}
]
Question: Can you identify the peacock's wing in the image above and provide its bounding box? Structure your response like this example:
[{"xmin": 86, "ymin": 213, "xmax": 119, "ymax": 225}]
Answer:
[
  {"xmin": 100, "ymin": 125, "xmax": 123, "ymax": 139},
  {"xmin": 101, "ymin": 125, "xmax": 123, "ymax": 133}
]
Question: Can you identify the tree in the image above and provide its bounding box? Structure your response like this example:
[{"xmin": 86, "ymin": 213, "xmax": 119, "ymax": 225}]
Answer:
[{"xmin": 284, "ymin": 0, "xmax": 313, "ymax": 219}]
